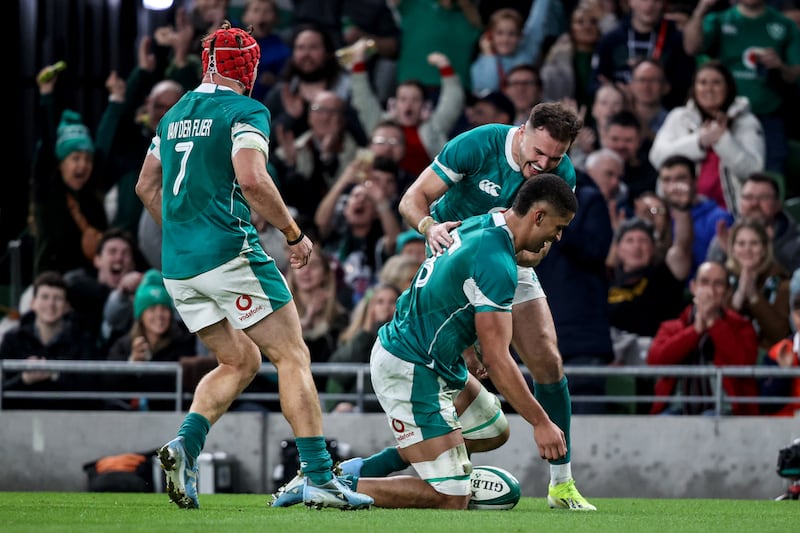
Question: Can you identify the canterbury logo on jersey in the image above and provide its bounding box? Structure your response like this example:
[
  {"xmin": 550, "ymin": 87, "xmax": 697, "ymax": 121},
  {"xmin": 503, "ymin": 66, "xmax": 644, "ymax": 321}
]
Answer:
[{"xmin": 478, "ymin": 179, "xmax": 501, "ymax": 197}]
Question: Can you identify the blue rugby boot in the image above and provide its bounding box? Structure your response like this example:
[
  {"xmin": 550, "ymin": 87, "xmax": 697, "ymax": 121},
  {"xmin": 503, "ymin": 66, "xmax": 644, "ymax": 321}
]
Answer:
[{"xmin": 157, "ymin": 437, "xmax": 199, "ymax": 509}]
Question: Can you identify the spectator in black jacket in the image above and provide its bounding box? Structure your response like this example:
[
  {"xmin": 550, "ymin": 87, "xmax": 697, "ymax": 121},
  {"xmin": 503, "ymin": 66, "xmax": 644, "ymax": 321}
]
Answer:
[
  {"xmin": 536, "ymin": 171, "xmax": 615, "ymax": 414},
  {"xmin": 0, "ymin": 271, "xmax": 100, "ymax": 410}
]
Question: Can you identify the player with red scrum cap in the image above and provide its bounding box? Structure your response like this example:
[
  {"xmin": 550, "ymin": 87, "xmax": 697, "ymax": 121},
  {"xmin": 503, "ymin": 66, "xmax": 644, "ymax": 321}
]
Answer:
[{"xmin": 136, "ymin": 21, "xmax": 373, "ymax": 511}]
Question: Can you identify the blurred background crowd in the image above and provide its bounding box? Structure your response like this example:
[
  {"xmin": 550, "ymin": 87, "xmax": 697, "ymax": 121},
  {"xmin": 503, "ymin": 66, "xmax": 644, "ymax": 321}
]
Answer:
[{"xmin": 2, "ymin": 0, "xmax": 799, "ymax": 416}]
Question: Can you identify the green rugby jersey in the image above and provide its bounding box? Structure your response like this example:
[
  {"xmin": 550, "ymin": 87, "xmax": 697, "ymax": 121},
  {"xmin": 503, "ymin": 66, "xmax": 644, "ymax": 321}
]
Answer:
[
  {"xmin": 151, "ymin": 84, "xmax": 271, "ymax": 279},
  {"xmin": 702, "ymin": 6, "xmax": 800, "ymax": 116},
  {"xmin": 430, "ymin": 124, "xmax": 576, "ymax": 222},
  {"xmin": 378, "ymin": 212, "xmax": 517, "ymax": 388}
]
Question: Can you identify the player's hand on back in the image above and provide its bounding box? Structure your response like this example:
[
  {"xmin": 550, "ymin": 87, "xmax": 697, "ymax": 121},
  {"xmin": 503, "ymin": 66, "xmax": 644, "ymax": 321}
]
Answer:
[{"xmin": 426, "ymin": 221, "xmax": 461, "ymax": 256}]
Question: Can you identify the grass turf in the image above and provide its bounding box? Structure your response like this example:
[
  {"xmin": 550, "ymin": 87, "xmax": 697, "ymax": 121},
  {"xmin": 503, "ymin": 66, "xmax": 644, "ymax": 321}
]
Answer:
[{"xmin": 0, "ymin": 493, "xmax": 795, "ymax": 533}]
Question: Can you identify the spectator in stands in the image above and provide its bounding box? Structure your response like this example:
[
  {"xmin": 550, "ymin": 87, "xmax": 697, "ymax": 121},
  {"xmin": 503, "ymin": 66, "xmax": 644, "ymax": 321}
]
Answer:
[
  {"xmin": 569, "ymin": 83, "xmax": 627, "ymax": 171},
  {"xmin": 184, "ymin": 0, "xmax": 229, "ymax": 55},
  {"xmin": 627, "ymin": 58, "xmax": 669, "ymax": 142},
  {"xmin": 760, "ymin": 290, "xmax": 800, "ymax": 416},
  {"xmin": 366, "ymin": 120, "xmax": 415, "ymax": 193},
  {"xmin": 151, "ymin": 6, "xmax": 207, "ymax": 90},
  {"xmin": 683, "ymin": 0, "xmax": 800, "ymax": 175},
  {"xmin": 377, "ymin": 253, "xmax": 421, "ymax": 294},
  {"xmin": 540, "ymin": 3, "xmax": 603, "ymax": 113},
  {"xmin": 327, "ymin": 180, "xmax": 402, "ymax": 306},
  {"xmin": 649, "ymin": 61, "xmax": 765, "ymax": 215},
  {"xmin": 647, "ymin": 261, "xmax": 760, "ymax": 416},
  {"xmin": 348, "ymin": 44, "xmax": 464, "ymax": 178},
  {"xmin": 580, "ymin": 148, "xmax": 627, "ymax": 269},
  {"xmin": 469, "ymin": 6, "xmax": 552, "ymax": 95},
  {"xmin": 239, "ymin": 0, "xmax": 291, "ymax": 102},
  {"xmin": 725, "ymin": 218, "xmax": 791, "ymax": 350},
  {"xmin": 63, "ymin": 228, "xmax": 140, "ymax": 354},
  {"xmin": 393, "ymin": 228, "xmax": 427, "ymax": 266},
  {"xmin": 324, "ymin": 282, "xmax": 400, "ymax": 413},
  {"xmin": 394, "ymin": 0, "xmax": 482, "ymax": 94},
  {"xmin": 31, "ymin": 67, "xmax": 109, "ymax": 276},
  {"xmin": 502, "ymin": 64, "xmax": 543, "ymax": 126},
  {"xmin": 591, "ymin": 0, "xmax": 695, "ymax": 110},
  {"xmin": 263, "ymin": 23, "xmax": 354, "ymax": 142},
  {"xmin": 113, "ymin": 74, "xmax": 184, "ymax": 241},
  {"xmin": 339, "ymin": 0, "xmax": 402, "ymax": 104},
  {"xmin": 314, "ymin": 155, "xmax": 402, "ymax": 274},
  {"xmin": 273, "ymin": 90, "xmax": 360, "ymax": 228},
  {"xmin": 708, "ymin": 172, "xmax": 800, "ymax": 273},
  {"xmin": 106, "ymin": 269, "xmax": 197, "ymax": 411},
  {"xmin": 99, "ymin": 40, "xmax": 185, "ymax": 257},
  {"xmin": 657, "ymin": 154, "xmax": 733, "ymax": 276},
  {"xmin": 602, "ymin": 110, "xmax": 659, "ymax": 202},
  {"xmin": 286, "ymin": 251, "xmax": 350, "ymax": 390},
  {"xmin": 537, "ymin": 153, "xmax": 615, "ymax": 414},
  {"xmin": 608, "ymin": 213, "xmax": 692, "ymax": 351},
  {"xmin": 0, "ymin": 271, "xmax": 100, "ymax": 410},
  {"xmin": 457, "ymin": 90, "xmax": 515, "ymax": 134}
]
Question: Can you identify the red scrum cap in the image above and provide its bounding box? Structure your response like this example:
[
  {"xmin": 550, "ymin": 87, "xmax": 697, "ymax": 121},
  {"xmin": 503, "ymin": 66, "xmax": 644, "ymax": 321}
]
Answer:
[{"xmin": 201, "ymin": 21, "xmax": 260, "ymax": 92}]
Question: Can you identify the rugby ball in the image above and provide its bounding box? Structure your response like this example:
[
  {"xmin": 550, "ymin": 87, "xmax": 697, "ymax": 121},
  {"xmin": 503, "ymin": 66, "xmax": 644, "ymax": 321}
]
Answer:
[{"xmin": 468, "ymin": 465, "xmax": 521, "ymax": 510}]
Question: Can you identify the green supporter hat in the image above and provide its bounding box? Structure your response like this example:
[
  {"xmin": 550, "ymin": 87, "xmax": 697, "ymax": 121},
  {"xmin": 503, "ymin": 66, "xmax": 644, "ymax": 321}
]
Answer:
[
  {"xmin": 133, "ymin": 269, "xmax": 172, "ymax": 319},
  {"xmin": 395, "ymin": 228, "xmax": 426, "ymax": 255},
  {"xmin": 55, "ymin": 109, "xmax": 94, "ymax": 161}
]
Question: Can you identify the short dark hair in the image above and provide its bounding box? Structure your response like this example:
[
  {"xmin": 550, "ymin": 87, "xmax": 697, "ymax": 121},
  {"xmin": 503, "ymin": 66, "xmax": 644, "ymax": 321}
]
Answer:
[
  {"xmin": 97, "ymin": 227, "xmax": 135, "ymax": 256},
  {"xmin": 745, "ymin": 172, "xmax": 780, "ymax": 198},
  {"xmin": 606, "ymin": 110, "xmax": 641, "ymax": 132},
  {"xmin": 513, "ymin": 173, "xmax": 577, "ymax": 217},
  {"xmin": 615, "ymin": 217, "xmax": 655, "ymax": 244},
  {"xmin": 372, "ymin": 119, "xmax": 404, "ymax": 136},
  {"xmin": 396, "ymin": 79, "xmax": 427, "ymax": 100},
  {"xmin": 33, "ymin": 270, "xmax": 67, "ymax": 297},
  {"xmin": 660, "ymin": 154, "xmax": 696, "ymax": 180},
  {"xmin": 527, "ymin": 102, "xmax": 582, "ymax": 144},
  {"xmin": 478, "ymin": 91, "xmax": 516, "ymax": 122},
  {"xmin": 506, "ymin": 63, "xmax": 541, "ymax": 86}
]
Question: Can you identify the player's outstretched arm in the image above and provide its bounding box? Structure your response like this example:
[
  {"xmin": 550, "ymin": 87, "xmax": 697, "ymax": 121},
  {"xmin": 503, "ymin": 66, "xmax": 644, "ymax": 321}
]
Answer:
[{"xmin": 475, "ymin": 312, "xmax": 566, "ymax": 461}]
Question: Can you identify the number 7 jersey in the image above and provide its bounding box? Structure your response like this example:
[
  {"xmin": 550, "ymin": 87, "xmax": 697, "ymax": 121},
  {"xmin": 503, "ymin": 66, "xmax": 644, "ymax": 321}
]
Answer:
[{"xmin": 149, "ymin": 84, "xmax": 272, "ymax": 279}]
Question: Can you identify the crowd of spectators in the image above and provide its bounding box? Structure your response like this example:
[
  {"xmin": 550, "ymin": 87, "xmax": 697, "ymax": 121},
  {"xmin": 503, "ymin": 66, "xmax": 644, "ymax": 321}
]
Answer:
[{"xmin": 2, "ymin": 0, "xmax": 799, "ymax": 416}]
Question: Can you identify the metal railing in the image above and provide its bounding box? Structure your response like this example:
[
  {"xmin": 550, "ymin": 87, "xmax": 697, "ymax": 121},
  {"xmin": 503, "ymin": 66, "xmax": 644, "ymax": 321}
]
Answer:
[{"xmin": 1, "ymin": 359, "xmax": 799, "ymax": 415}]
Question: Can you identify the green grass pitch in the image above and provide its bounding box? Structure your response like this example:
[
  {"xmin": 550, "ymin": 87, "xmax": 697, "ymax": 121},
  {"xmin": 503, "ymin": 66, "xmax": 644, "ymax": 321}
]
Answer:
[{"xmin": 0, "ymin": 493, "xmax": 796, "ymax": 533}]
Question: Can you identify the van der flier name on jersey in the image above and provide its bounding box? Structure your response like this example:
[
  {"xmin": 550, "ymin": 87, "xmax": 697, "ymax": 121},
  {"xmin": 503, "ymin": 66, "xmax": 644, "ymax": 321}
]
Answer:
[{"xmin": 166, "ymin": 119, "xmax": 213, "ymax": 140}]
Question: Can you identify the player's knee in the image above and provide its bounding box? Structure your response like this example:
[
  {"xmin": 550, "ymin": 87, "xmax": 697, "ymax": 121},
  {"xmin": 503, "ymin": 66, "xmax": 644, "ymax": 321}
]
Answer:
[
  {"xmin": 236, "ymin": 346, "xmax": 262, "ymax": 380},
  {"xmin": 460, "ymin": 386, "xmax": 509, "ymax": 442},
  {"xmin": 531, "ymin": 348, "xmax": 564, "ymax": 383},
  {"xmin": 413, "ymin": 444, "xmax": 472, "ymax": 509}
]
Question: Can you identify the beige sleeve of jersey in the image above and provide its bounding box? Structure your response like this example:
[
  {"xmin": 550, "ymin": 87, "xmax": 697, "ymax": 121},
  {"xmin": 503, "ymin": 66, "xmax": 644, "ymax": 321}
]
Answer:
[{"xmin": 232, "ymin": 124, "xmax": 269, "ymax": 160}]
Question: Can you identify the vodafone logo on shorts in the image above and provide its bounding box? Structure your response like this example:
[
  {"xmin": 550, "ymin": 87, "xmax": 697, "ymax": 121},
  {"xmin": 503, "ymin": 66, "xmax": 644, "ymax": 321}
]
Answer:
[
  {"xmin": 392, "ymin": 418, "xmax": 416, "ymax": 442},
  {"xmin": 235, "ymin": 294, "xmax": 264, "ymax": 322},
  {"xmin": 235, "ymin": 295, "xmax": 252, "ymax": 311}
]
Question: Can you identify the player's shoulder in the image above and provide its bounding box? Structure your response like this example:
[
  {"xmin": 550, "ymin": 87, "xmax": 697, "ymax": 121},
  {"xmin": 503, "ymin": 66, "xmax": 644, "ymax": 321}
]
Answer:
[
  {"xmin": 451, "ymin": 123, "xmax": 512, "ymax": 145},
  {"xmin": 463, "ymin": 213, "xmax": 512, "ymax": 252},
  {"xmin": 218, "ymin": 90, "xmax": 270, "ymax": 117}
]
